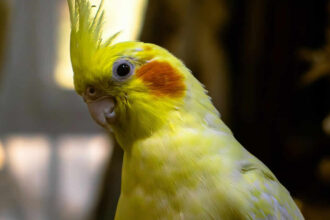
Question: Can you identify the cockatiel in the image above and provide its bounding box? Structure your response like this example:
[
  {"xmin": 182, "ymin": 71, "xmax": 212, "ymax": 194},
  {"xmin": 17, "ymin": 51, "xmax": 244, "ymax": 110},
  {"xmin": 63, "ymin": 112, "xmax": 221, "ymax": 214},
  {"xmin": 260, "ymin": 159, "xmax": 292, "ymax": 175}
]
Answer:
[{"xmin": 67, "ymin": 0, "xmax": 304, "ymax": 219}]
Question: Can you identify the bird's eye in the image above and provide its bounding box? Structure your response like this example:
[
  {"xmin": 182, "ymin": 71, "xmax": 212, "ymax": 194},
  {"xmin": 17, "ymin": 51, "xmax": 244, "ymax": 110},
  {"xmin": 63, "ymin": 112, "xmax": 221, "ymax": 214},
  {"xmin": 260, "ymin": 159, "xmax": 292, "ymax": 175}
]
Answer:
[
  {"xmin": 117, "ymin": 63, "xmax": 130, "ymax": 76},
  {"xmin": 86, "ymin": 86, "xmax": 97, "ymax": 97},
  {"xmin": 112, "ymin": 59, "xmax": 134, "ymax": 80}
]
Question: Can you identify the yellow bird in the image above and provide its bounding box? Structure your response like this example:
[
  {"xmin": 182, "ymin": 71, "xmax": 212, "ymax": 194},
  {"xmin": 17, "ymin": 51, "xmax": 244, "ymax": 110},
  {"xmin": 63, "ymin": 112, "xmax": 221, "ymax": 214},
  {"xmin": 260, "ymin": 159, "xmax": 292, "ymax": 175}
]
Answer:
[{"xmin": 67, "ymin": 0, "xmax": 304, "ymax": 219}]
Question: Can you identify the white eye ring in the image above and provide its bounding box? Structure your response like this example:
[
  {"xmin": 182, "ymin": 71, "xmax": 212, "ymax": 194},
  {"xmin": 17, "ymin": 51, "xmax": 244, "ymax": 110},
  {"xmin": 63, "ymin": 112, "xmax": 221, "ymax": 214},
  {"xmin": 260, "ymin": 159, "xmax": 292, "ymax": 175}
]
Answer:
[{"xmin": 112, "ymin": 59, "xmax": 135, "ymax": 81}]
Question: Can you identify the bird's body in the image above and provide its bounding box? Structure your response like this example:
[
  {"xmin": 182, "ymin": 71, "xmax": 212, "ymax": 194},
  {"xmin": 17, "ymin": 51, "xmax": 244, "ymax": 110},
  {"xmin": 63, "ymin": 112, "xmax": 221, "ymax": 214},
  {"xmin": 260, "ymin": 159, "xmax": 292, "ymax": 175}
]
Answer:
[
  {"xmin": 67, "ymin": 0, "xmax": 304, "ymax": 219},
  {"xmin": 117, "ymin": 124, "xmax": 302, "ymax": 220},
  {"xmin": 112, "ymin": 47, "xmax": 303, "ymax": 220}
]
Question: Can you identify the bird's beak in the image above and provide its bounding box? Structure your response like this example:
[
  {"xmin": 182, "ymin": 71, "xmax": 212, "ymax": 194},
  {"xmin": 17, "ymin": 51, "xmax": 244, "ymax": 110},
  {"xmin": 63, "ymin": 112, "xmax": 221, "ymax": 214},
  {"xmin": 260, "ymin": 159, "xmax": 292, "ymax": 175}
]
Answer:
[{"xmin": 85, "ymin": 96, "xmax": 116, "ymax": 128}]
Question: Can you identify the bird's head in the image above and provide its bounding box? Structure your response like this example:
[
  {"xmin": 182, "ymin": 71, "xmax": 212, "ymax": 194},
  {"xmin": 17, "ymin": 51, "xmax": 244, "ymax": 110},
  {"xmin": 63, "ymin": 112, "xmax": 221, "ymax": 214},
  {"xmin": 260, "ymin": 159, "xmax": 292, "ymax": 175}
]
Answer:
[{"xmin": 68, "ymin": 0, "xmax": 223, "ymax": 147}]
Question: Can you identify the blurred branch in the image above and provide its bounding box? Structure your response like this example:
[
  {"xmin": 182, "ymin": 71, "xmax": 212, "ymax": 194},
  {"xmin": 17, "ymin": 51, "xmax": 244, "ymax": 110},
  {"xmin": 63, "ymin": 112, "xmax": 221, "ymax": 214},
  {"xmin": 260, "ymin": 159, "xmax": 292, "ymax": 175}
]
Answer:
[
  {"xmin": 89, "ymin": 139, "xmax": 123, "ymax": 220},
  {"xmin": 300, "ymin": 41, "xmax": 330, "ymax": 84},
  {"xmin": 299, "ymin": 1, "xmax": 330, "ymax": 138},
  {"xmin": 300, "ymin": 3, "xmax": 330, "ymax": 85},
  {"xmin": 0, "ymin": 0, "xmax": 10, "ymax": 74},
  {"xmin": 323, "ymin": 113, "xmax": 330, "ymax": 136}
]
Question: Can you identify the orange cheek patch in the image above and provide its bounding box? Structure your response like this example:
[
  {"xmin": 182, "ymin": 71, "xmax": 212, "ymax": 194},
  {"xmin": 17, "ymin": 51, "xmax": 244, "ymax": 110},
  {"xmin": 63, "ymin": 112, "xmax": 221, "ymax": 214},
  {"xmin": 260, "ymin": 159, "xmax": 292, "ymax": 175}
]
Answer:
[{"xmin": 136, "ymin": 61, "xmax": 186, "ymax": 98}]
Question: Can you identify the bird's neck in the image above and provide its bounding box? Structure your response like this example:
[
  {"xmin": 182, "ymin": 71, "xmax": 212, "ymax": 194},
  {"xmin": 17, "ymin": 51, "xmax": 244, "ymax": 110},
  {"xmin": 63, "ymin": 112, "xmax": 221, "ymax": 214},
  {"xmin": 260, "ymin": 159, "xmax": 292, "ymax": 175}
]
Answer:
[
  {"xmin": 118, "ymin": 112, "xmax": 231, "ymax": 202},
  {"xmin": 113, "ymin": 73, "xmax": 232, "ymax": 149},
  {"xmin": 112, "ymin": 106, "xmax": 186, "ymax": 149},
  {"xmin": 120, "ymin": 120, "xmax": 201, "ymax": 195}
]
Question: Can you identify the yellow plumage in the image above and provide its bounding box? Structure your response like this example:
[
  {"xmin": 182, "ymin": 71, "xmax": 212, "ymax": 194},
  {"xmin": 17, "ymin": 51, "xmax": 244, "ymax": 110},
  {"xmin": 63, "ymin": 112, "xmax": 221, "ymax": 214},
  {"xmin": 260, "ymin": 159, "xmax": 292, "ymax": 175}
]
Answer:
[{"xmin": 67, "ymin": 0, "xmax": 304, "ymax": 219}]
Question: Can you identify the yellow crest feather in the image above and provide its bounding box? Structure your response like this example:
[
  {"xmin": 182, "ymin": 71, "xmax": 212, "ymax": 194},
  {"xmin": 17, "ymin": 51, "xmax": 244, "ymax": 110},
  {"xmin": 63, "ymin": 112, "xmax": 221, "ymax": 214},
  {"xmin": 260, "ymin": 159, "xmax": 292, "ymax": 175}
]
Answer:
[{"xmin": 67, "ymin": 0, "xmax": 119, "ymax": 77}]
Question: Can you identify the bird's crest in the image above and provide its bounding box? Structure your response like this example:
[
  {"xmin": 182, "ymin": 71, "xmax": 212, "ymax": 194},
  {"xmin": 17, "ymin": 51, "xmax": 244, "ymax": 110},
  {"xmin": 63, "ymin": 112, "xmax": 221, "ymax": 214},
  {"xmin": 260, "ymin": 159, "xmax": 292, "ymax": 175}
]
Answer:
[{"xmin": 67, "ymin": 0, "xmax": 119, "ymax": 71}]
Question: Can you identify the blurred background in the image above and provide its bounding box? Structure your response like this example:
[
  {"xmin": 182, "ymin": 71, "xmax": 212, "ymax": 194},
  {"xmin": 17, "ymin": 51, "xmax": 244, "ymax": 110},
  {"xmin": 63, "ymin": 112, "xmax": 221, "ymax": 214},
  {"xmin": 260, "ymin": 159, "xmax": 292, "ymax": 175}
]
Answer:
[{"xmin": 0, "ymin": 0, "xmax": 329, "ymax": 219}]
